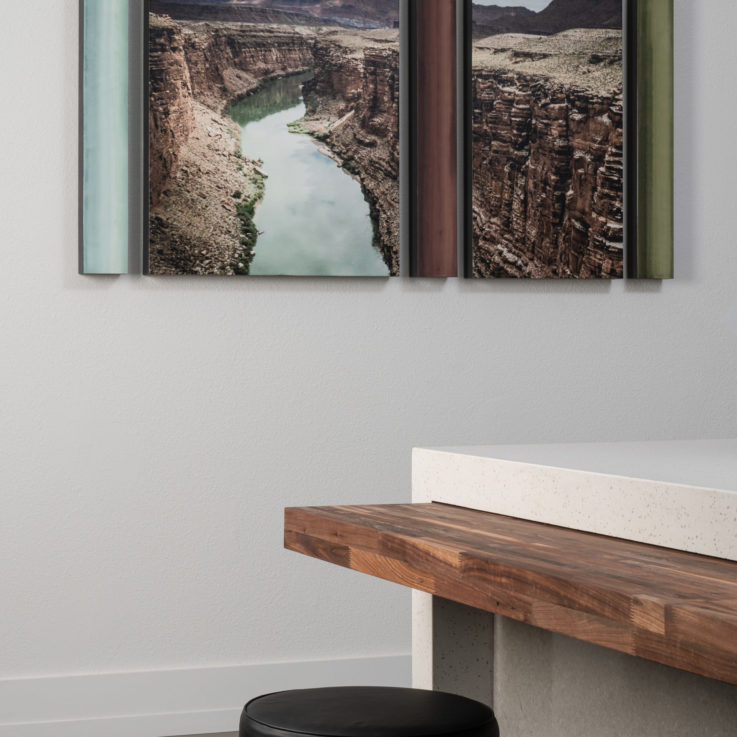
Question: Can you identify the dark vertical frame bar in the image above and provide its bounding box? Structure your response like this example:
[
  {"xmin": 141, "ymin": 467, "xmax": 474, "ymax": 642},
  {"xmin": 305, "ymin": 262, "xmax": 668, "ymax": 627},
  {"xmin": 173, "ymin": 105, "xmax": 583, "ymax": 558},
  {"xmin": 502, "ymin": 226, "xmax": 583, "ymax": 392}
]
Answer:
[
  {"xmin": 627, "ymin": 0, "xmax": 674, "ymax": 279},
  {"xmin": 625, "ymin": 0, "xmax": 638, "ymax": 280},
  {"xmin": 78, "ymin": 0, "xmax": 84, "ymax": 273},
  {"xmin": 408, "ymin": 0, "xmax": 418, "ymax": 276},
  {"xmin": 129, "ymin": 0, "xmax": 144, "ymax": 274},
  {"xmin": 143, "ymin": 0, "xmax": 151, "ymax": 274},
  {"xmin": 410, "ymin": 0, "xmax": 458, "ymax": 278},
  {"xmin": 462, "ymin": 0, "xmax": 473, "ymax": 278}
]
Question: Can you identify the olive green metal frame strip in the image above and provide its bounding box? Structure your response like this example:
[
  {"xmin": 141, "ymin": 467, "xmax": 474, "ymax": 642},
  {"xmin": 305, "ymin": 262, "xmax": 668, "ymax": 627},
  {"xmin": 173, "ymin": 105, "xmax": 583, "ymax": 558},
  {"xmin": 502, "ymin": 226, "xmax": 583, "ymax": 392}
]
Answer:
[{"xmin": 627, "ymin": 0, "xmax": 674, "ymax": 279}]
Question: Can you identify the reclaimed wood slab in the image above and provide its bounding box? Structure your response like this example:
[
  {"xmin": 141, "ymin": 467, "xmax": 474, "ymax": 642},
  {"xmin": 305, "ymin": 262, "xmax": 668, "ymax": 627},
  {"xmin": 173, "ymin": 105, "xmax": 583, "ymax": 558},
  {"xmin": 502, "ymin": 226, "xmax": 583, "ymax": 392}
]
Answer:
[{"xmin": 284, "ymin": 503, "xmax": 737, "ymax": 686}]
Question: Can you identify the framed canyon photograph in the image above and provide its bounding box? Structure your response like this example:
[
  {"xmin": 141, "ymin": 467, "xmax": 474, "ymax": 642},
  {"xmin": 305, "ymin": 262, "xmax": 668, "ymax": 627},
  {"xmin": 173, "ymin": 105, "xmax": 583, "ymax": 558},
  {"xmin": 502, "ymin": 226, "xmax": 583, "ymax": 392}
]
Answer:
[
  {"xmin": 145, "ymin": 0, "xmax": 401, "ymax": 277},
  {"xmin": 464, "ymin": 0, "xmax": 673, "ymax": 280},
  {"xmin": 465, "ymin": 0, "xmax": 626, "ymax": 279}
]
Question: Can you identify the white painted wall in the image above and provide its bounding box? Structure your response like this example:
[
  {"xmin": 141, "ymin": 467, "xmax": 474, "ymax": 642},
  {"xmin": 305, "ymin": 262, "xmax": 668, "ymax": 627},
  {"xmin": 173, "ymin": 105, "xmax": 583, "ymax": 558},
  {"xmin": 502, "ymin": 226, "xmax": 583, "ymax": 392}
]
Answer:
[{"xmin": 0, "ymin": 0, "xmax": 735, "ymax": 734}]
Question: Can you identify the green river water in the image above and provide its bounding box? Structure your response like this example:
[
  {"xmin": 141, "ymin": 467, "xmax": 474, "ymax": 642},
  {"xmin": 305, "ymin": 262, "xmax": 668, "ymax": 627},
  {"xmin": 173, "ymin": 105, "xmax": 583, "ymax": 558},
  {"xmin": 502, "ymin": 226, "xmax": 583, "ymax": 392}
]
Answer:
[{"xmin": 227, "ymin": 73, "xmax": 388, "ymax": 277}]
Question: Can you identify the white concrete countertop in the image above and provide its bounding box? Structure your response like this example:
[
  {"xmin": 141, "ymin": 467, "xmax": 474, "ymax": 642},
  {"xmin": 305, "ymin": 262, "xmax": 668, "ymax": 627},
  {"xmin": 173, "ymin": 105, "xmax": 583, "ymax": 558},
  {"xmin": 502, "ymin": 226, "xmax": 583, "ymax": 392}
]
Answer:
[
  {"xmin": 412, "ymin": 439, "xmax": 737, "ymax": 561},
  {"xmin": 411, "ymin": 441, "xmax": 737, "ymax": 736}
]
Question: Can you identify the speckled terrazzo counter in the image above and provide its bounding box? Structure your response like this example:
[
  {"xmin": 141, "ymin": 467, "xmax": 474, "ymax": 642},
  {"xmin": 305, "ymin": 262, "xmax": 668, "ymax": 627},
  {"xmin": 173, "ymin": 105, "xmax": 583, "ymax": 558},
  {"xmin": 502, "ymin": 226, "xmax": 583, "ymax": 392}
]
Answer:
[
  {"xmin": 411, "ymin": 440, "xmax": 737, "ymax": 737},
  {"xmin": 412, "ymin": 439, "xmax": 737, "ymax": 561}
]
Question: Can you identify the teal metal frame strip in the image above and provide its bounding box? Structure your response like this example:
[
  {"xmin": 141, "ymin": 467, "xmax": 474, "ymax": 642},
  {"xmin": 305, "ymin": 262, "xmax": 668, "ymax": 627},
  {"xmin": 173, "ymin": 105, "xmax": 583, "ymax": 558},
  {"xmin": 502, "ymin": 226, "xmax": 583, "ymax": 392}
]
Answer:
[
  {"xmin": 80, "ymin": 0, "xmax": 130, "ymax": 274},
  {"xmin": 627, "ymin": 0, "xmax": 674, "ymax": 279}
]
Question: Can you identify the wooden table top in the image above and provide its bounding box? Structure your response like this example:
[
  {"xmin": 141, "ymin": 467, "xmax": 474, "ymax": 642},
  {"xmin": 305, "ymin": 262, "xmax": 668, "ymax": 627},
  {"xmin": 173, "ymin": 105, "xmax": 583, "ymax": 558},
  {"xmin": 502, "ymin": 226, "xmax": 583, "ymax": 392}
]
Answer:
[{"xmin": 284, "ymin": 503, "xmax": 737, "ymax": 686}]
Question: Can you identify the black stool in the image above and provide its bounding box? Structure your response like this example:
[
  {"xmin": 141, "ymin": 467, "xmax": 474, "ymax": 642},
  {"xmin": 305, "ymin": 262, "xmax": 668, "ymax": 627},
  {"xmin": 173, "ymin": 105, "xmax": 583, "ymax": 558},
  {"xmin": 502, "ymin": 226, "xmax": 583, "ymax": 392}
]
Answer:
[{"xmin": 241, "ymin": 686, "xmax": 500, "ymax": 737}]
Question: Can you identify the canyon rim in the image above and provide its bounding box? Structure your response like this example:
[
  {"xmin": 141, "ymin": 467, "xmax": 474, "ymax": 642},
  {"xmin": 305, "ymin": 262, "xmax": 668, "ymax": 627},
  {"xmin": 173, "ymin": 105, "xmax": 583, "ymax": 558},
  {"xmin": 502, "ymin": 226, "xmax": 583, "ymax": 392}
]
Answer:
[
  {"xmin": 147, "ymin": 0, "xmax": 400, "ymax": 277},
  {"xmin": 468, "ymin": 0, "xmax": 624, "ymax": 279}
]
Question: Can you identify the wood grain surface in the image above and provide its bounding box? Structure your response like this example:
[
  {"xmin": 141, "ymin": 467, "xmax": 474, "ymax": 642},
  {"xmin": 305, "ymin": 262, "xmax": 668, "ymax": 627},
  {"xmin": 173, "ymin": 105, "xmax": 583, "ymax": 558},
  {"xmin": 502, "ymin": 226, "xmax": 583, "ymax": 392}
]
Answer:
[
  {"xmin": 285, "ymin": 503, "xmax": 737, "ymax": 686},
  {"xmin": 410, "ymin": 0, "xmax": 458, "ymax": 277}
]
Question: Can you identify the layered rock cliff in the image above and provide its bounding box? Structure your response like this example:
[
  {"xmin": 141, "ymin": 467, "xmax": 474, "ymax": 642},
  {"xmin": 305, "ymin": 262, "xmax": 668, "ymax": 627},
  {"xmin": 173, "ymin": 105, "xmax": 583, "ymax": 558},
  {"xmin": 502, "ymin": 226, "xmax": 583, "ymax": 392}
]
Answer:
[
  {"xmin": 148, "ymin": 17, "xmax": 196, "ymax": 208},
  {"xmin": 149, "ymin": 15, "xmax": 312, "ymax": 274},
  {"xmin": 301, "ymin": 30, "xmax": 400, "ymax": 273},
  {"xmin": 179, "ymin": 22, "xmax": 314, "ymax": 110},
  {"xmin": 471, "ymin": 30, "xmax": 624, "ymax": 279}
]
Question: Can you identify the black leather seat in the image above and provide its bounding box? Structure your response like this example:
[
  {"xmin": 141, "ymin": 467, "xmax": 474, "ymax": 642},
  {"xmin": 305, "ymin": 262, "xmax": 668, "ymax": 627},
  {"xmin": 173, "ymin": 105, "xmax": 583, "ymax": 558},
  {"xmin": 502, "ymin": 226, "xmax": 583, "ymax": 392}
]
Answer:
[{"xmin": 240, "ymin": 687, "xmax": 500, "ymax": 737}]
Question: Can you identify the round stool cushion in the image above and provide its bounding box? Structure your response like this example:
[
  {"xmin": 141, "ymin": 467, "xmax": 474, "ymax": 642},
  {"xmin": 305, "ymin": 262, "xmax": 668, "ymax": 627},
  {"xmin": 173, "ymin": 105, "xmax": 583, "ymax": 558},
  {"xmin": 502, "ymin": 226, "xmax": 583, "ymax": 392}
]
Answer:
[{"xmin": 240, "ymin": 687, "xmax": 499, "ymax": 737}]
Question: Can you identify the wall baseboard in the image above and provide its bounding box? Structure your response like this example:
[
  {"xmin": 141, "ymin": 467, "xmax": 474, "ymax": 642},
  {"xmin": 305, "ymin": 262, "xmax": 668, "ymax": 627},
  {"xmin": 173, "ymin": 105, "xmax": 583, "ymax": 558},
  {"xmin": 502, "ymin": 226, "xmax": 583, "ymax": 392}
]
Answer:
[{"xmin": 0, "ymin": 654, "xmax": 410, "ymax": 737}]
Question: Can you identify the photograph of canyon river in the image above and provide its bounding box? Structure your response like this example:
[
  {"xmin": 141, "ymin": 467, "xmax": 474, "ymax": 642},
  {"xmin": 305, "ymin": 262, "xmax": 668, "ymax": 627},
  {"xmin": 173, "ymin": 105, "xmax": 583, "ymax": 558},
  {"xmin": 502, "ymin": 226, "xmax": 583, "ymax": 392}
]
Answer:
[
  {"xmin": 469, "ymin": 0, "xmax": 624, "ymax": 279},
  {"xmin": 148, "ymin": 0, "xmax": 400, "ymax": 277}
]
